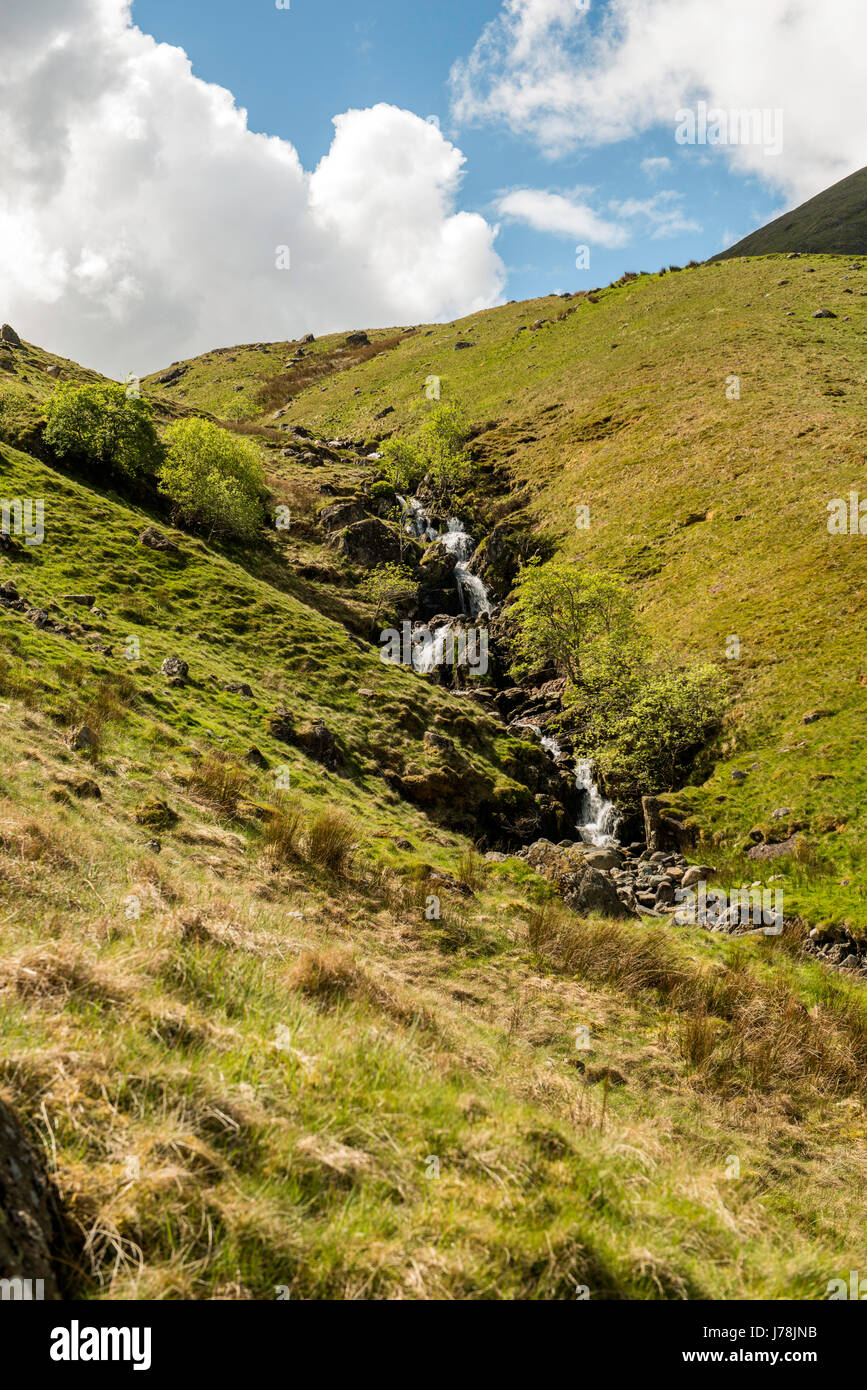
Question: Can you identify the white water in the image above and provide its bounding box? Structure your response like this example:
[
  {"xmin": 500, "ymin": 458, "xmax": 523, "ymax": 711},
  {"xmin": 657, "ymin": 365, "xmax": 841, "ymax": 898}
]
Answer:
[
  {"xmin": 513, "ymin": 723, "xmax": 621, "ymax": 847},
  {"xmin": 575, "ymin": 757, "xmax": 621, "ymax": 848},
  {"xmin": 398, "ymin": 500, "xmax": 494, "ymax": 663}
]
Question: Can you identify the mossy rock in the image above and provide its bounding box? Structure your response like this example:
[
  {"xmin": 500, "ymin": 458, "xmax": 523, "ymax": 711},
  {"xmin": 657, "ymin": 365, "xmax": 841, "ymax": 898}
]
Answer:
[{"xmin": 134, "ymin": 798, "xmax": 179, "ymax": 830}]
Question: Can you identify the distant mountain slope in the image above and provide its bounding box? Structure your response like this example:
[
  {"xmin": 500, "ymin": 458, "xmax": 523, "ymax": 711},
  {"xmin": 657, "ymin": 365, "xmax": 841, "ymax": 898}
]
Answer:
[{"xmin": 713, "ymin": 165, "xmax": 867, "ymax": 259}]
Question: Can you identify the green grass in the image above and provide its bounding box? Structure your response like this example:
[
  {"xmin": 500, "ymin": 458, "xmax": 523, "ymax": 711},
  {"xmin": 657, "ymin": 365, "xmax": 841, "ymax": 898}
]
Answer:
[{"xmin": 1, "ymin": 257, "xmax": 866, "ymax": 1299}]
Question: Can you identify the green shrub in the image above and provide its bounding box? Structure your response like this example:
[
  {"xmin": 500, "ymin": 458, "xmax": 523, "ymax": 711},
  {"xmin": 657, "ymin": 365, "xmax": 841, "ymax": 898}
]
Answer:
[
  {"xmin": 509, "ymin": 558, "xmax": 725, "ymax": 807},
  {"xmin": 160, "ymin": 418, "xmax": 265, "ymax": 541},
  {"xmin": 380, "ymin": 437, "xmax": 425, "ymax": 495},
  {"xmin": 44, "ymin": 382, "xmax": 161, "ymax": 479},
  {"xmin": 370, "ymin": 480, "xmax": 396, "ymax": 504}
]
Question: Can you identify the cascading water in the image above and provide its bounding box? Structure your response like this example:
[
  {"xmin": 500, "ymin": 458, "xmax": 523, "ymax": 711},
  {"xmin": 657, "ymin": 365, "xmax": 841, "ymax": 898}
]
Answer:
[
  {"xmin": 513, "ymin": 723, "xmax": 621, "ymax": 848},
  {"xmin": 574, "ymin": 758, "xmax": 621, "ymax": 847},
  {"xmin": 398, "ymin": 498, "xmax": 493, "ymax": 672},
  {"xmin": 440, "ymin": 518, "xmax": 491, "ymax": 618}
]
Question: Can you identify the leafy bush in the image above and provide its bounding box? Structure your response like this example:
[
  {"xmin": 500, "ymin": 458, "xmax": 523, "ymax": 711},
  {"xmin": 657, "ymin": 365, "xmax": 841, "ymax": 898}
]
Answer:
[
  {"xmin": 509, "ymin": 558, "xmax": 724, "ymax": 806},
  {"xmin": 584, "ymin": 662, "xmax": 725, "ymax": 807},
  {"xmin": 360, "ymin": 562, "xmax": 417, "ymax": 625},
  {"xmin": 370, "ymin": 480, "xmax": 396, "ymax": 504},
  {"xmin": 380, "ymin": 436, "xmax": 425, "ymax": 495},
  {"xmin": 44, "ymin": 382, "xmax": 161, "ymax": 479},
  {"xmin": 509, "ymin": 559, "xmax": 636, "ymax": 685},
  {"xmin": 419, "ymin": 402, "xmax": 472, "ymax": 506},
  {"xmin": 378, "ymin": 401, "xmax": 473, "ymax": 507},
  {"xmin": 160, "ymin": 418, "xmax": 265, "ymax": 540}
]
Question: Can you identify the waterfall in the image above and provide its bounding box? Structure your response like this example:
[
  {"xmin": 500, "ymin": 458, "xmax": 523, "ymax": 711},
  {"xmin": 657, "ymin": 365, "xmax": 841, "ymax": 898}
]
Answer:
[
  {"xmin": 400, "ymin": 499, "xmax": 493, "ymax": 620},
  {"xmin": 513, "ymin": 723, "xmax": 621, "ymax": 847},
  {"xmin": 574, "ymin": 757, "xmax": 621, "ymax": 847}
]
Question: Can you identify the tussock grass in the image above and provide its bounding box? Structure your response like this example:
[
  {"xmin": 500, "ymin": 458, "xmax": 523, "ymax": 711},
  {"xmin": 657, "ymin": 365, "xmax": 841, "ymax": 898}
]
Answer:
[
  {"xmin": 184, "ymin": 749, "xmax": 251, "ymax": 817},
  {"xmin": 304, "ymin": 810, "xmax": 357, "ymax": 874}
]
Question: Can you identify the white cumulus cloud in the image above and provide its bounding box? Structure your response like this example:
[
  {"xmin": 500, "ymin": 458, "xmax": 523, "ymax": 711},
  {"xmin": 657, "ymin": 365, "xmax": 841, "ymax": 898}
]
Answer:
[
  {"xmin": 496, "ymin": 188, "xmax": 629, "ymax": 245},
  {"xmin": 451, "ymin": 0, "xmax": 867, "ymax": 202},
  {"xmin": 0, "ymin": 0, "xmax": 504, "ymax": 375}
]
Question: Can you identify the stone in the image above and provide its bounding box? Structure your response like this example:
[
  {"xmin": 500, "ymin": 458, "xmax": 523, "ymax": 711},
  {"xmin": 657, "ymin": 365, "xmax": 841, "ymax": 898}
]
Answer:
[
  {"xmin": 802, "ymin": 709, "xmax": 830, "ymax": 724},
  {"xmin": 731, "ymin": 769, "xmax": 748, "ymax": 782},
  {"xmin": 220, "ymin": 680, "xmax": 253, "ymax": 697},
  {"xmin": 245, "ymin": 746, "xmax": 269, "ymax": 769},
  {"xmin": 295, "ymin": 718, "xmax": 340, "ymax": 770},
  {"xmin": 268, "ymin": 708, "xmax": 295, "ymax": 743},
  {"xmin": 681, "ymin": 865, "xmax": 713, "ymax": 888},
  {"xmin": 156, "ymin": 364, "xmax": 188, "ymax": 385},
  {"xmin": 583, "ymin": 848, "xmax": 623, "ymax": 871},
  {"xmin": 524, "ymin": 840, "xmax": 633, "ymax": 918},
  {"xmin": 331, "ymin": 517, "xmax": 417, "ymax": 568},
  {"xmin": 454, "ymin": 341, "xmax": 474, "ymax": 350},
  {"xmin": 63, "ymin": 594, "xmax": 95, "ymax": 607},
  {"xmin": 345, "ymin": 332, "xmax": 370, "ymax": 347},
  {"xmin": 812, "ymin": 309, "xmax": 837, "ymax": 319},
  {"xmin": 747, "ymin": 835, "xmax": 802, "ymax": 861},
  {"xmin": 135, "ymin": 799, "xmax": 179, "ymax": 830},
  {"xmin": 139, "ymin": 526, "xmax": 180, "ymax": 554},
  {"xmin": 418, "ymin": 537, "xmax": 458, "ymax": 586},
  {"xmin": 68, "ymin": 725, "xmax": 97, "ymax": 753},
  {"xmin": 0, "ymin": 324, "xmax": 21, "ymax": 346},
  {"xmin": 318, "ymin": 498, "xmax": 368, "ymax": 532},
  {"xmin": 0, "ymin": 1096, "xmax": 70, "ymax": 1298},
  {"xmin": 161, "ymin": 656, "xmax": 189, "ymax": 681}
]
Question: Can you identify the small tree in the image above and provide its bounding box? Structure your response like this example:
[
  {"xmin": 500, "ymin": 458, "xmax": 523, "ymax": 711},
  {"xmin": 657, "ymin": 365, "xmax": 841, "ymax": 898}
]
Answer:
[
  {"xmin": 587, "ymin": 663, "xmax": 724, "ymax": 802},
  {"xmin": 360, "ymin": 562, "xmax": 417, "ymax": 627},
  {"xmin": 160, "ymin": 418, "xmax": 265, "ymax": 541},
  {"xmin": 420, "ymin": 401, "xmax": 472, "ymax": 508},
  {"xmin": 44, "ymin": 382, "xmax": 161, "ymax": 479},
  {"xmin": 509, "ymin": 559, "xmax": 636, "ymax": 686},
  {"xmin": 380, "ymin": 437, "xmax": 425, "ymax": 495}
]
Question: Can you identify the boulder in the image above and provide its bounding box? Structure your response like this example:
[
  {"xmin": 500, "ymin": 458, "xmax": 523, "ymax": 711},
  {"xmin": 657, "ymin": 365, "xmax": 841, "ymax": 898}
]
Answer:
[
  {"xmin": 418, "ymin": 537, "xmax": 458, "ymax": 586},
  {"xmin": 642, "ymin": 795, "xmax": 686, "ymax": 852},
  {"xmin": 318, "ymin": 498, "xmax": 368, "ymax": 532},
  {"xmin": 331, "ymin": 518, "xmax": 419, "ymax": 568},
  {"xmin": 295, "ymin": 719, "xmax": 340, "ymax": 770},
  {"xmin": 220, "ymin": 680, "xmax": 253, "ymax": 697},
  {"xmin": 161, "ymin": 656, "xmax": 189, "ymax": 682},
  {"xmin": 0, "ymin": 1096, "xmax": 69, "ymax": 1299},
  {"xmin": 139, "ymin": 527, "xmax": 180, "ymax": 554},
  {"xmin": 344, "ymin": 332, "xmax": 370, "ymax": 347},
  {"xmin": 681, "ymin": 864, "xmax": 714, "ymax": 888},
  {"xmin": 524, "ymin": 840, "xmax": 633, "ymax": 918},
  {"xmin": 156, "ymin": 365, "xmax": 188, "ymax": 386},
  {"xmin": 0, "ymin": 324, "xmax": 21, "ymax": 346},
  {"xmin": 268, "ymin": 708, "xmax": 295, "ymax": 743},
  {"xmin": 68, "ymin": 725, "xmax": 97, "ymax": 753}
]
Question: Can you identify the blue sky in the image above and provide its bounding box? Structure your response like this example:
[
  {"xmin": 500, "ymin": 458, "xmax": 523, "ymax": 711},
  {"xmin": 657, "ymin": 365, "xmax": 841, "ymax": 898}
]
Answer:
[
  {"xmin": 4, "ymin": 1, "xmax": 859, "ymax": 373},
  {"xmin": 131, "ymin": 0, "xmax": 784, "ymax": 302}
]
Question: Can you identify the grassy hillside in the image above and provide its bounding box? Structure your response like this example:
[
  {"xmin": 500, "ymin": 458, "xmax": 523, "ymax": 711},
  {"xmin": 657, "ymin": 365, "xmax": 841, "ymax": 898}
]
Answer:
[
  {"xmin": 713, "ymin": 165, "xmax": 867, "ymax": 259},
  {"xmin": 156, "ymin": 253, "xmax": 867, "ymax": 930},
  {"xmin": 1, "ymin": 259, "xmax": 867, "ymax": 1300}
]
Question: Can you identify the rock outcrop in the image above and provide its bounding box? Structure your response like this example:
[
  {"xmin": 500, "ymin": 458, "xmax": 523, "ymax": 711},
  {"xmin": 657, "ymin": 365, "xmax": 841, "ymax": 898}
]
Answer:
[{"xmin": 0, "ymin": 1095, "xmax": 71, "ymax": 1298}]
